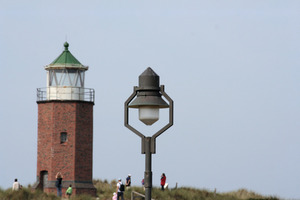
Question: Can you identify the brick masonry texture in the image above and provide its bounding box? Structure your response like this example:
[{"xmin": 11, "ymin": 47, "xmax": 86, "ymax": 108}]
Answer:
[{"xmin": 36, "ymin": 101, "xmax": 96, "ymax": 196}]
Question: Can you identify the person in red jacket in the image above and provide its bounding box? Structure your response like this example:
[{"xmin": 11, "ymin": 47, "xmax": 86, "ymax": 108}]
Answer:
[{"xmin": 160, "ymin": 173, "xmax": 166, "ymax": 191}]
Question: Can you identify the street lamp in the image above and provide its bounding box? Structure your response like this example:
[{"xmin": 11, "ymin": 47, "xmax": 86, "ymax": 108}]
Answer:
[{"xmin": 124, "ymin": 67, "xmax": 174, "ymax": 200}]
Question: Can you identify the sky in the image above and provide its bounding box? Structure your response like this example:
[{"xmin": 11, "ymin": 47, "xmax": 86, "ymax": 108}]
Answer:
[{"xmin": 0, "ymin": 0, "xmax": 299, "ymax": 199}]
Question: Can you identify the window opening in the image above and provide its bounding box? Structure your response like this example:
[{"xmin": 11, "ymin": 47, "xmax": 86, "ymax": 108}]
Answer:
[{"xmin": 60, "ymin": 132, "xmax": 67, "ymax": 143}]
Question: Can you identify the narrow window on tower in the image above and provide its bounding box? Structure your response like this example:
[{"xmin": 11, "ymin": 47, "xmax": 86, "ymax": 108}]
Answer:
[{"xmin": 60, "ymin": 132, "xmax": 67, "ymax": 143}]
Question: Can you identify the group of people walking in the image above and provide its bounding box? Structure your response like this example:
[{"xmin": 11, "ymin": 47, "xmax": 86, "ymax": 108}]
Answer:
[
  {"xmin": 12, "ymin": 172, "xmax": 167, "ymax": 199},
  {"xmin": 112, "ymin": 174, "xmax": 131, "ymax": 200},
  {"xmin": 113, "ymin": 173, "xmax": 167, "ymax": 200}
]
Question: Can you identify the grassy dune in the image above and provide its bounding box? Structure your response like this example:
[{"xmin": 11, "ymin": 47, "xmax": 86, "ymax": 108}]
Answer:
[{"xmin": 0, "ymin": 179, "xmax": 279, "ymax": 200}]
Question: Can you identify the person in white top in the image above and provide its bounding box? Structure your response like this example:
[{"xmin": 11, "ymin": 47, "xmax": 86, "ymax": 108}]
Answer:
[
  {"xmin": 116, "ymin": 178, "xmax": 124, "ymax": 200},
  {"xmin": 12, "ymin": 179, "xmax": 20, "ymax": 191}
]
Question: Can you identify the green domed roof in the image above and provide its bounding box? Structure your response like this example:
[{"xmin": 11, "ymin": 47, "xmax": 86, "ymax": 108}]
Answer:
[
  {"xmin": 46, "ymin": 42, "xmax": 88, "ymax": 70},
  {"xmin": 51, "ymin": 42, "xmax": 81, "ymax": 65}
]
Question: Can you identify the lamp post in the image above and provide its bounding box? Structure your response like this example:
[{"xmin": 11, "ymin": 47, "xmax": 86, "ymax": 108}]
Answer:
[{"xmin": 124, "ymin": 67, "xmax": 174, "ymax": 200}]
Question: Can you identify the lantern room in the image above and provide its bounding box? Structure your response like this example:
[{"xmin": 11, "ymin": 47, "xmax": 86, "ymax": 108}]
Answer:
[{"xmin": 37, "ymin": 42, "xmax": 94, "ymax": 102}]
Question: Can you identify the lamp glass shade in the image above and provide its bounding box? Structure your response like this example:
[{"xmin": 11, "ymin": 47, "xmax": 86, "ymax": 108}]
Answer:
[{"xmin": 139, "ymin": 106, "xmax": 159, "ymax": 125}]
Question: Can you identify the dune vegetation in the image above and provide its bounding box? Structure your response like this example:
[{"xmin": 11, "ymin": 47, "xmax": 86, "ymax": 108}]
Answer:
[{"xmin": 0, "ymin": 179, "xmax": 279, "ymax": 200}]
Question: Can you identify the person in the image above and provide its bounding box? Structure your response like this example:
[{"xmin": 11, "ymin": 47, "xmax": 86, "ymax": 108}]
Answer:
[
  {"xmin": 116, "ymin": 178, "xmax": 124, "ymax": 200},
  {"xmin": 160, "ymin": 173, "xmax": 166, "ymax": 191},
  {"xmin": 55, "ymin": 172, "xmax": 63, "ymax": 197},
  {"xmin": 66, "ymin": 184, "xmax": 72, "ymax": 199},
  {"xmin": 112, "ymin": 192, "xmax": 117, "ymax": 200},
  {"xmin": 141, "ymin": 178, "xmax": 145, "ymax": 191},
  {"xmin": 126, "ymin": 174, "xmax": 131, "ymax": 188},
  {"xmin": 12, "ymin": 179, "xmax": 20, "ymax": 191}
]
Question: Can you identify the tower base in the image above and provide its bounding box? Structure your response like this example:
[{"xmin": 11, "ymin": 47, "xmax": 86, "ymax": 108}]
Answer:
[{"xmin": 33, "ymin": 180, "xmax": 97, "ymax": 197}]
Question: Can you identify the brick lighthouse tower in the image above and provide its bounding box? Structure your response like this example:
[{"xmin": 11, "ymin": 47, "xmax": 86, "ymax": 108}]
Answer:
[{"xmin": 34, "ymin": 42, "xmax": 96, "ymax": 196}]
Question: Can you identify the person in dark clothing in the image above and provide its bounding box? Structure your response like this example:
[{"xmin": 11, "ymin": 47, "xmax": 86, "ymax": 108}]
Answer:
[
  {"xmin": 55, "ymin": 172, "xmax": 63, "ymax": 197},
  {"xmin": 126, "ymin": 174, "xmax": 131, "ymax": 188}
]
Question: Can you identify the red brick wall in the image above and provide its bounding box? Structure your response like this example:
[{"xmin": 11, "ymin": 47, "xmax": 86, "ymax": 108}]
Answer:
[
  {"xmin": 37, "ymin": 102, "xmax": 54, "ymax": 176},
  {"xmin": 75, "ymin": 103, "xmax": 93, "ymax": 181},
  {"xmin": 36, "ymin": 101, "xmax": 95, "ymax": 196}
]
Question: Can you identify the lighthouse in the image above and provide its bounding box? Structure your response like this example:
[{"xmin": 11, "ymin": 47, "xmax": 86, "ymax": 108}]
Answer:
[{"xmin": 34, "ymin": 42, "xmax": 96, "ymax": 196}]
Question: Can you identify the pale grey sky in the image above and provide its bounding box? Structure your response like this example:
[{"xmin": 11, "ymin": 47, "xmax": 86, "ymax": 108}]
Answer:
[{"xmin": 0, "ymin": 1, "xmax": 299, "ymax": 199}]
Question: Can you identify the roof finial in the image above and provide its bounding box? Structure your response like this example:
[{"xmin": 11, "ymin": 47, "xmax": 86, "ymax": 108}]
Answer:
[{"xmin": 64, "ymin": 42, "xmax": 69, "ymax": 51}]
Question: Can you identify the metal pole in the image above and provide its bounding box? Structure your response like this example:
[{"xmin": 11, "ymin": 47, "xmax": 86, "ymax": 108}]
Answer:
[
  {"xmin": 125, "ymin": 68, "xmax": 174, "ymax": 200},
  {"xmin": 144, "ymin": 137, "xmax": 152, "ymax": 200}
]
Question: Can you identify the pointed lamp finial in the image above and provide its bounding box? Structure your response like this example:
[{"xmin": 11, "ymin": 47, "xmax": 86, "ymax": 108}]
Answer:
[{"xmin": 64, "ymin": 42, "xmax": 69, "ymax": 51}]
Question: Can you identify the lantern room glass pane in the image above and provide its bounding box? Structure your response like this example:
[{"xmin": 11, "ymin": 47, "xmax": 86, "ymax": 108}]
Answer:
[
  {"xmin": 61, "ymin": 73, "xmax": 70, "ymax": 86},
  {"xmin": 75, "ymin": 71, "xmax": 84, "ymax": 87},
  {"xmin": 55, "ymin": 70, "xmax": 64, "ymax": 86},
  {"xmin": 68, "ymin": 69, "xmax": 77, "ymax": 86},
  {"xmin": 49, "ymin": 70, "xmax": 56, "ymax": 86}
]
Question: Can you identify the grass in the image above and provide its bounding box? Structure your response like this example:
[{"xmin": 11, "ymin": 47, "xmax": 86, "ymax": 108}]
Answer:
[
  {"xmin": 0, "ymin": 180, "xmax": 279, "ymax": 200},
  {"xmin": 0, "ymin": 187, "xmax": 58, "ymax": 200}
]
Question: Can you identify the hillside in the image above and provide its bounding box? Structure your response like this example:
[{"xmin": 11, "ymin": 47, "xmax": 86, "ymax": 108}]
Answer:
[{"xmin": 0, "ymin": 179, "xmax": 279, "ymax": 200}]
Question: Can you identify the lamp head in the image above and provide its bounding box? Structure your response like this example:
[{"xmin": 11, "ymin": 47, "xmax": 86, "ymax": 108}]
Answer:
[{"xmin": 129, "ymin": 67, "xmax": 168, "ymax": 125}]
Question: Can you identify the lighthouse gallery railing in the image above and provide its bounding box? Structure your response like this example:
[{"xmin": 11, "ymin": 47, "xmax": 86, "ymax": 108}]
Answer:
[{"xmin": 37, "ymin": 87, "xmax": 95, "ymax": 103}]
